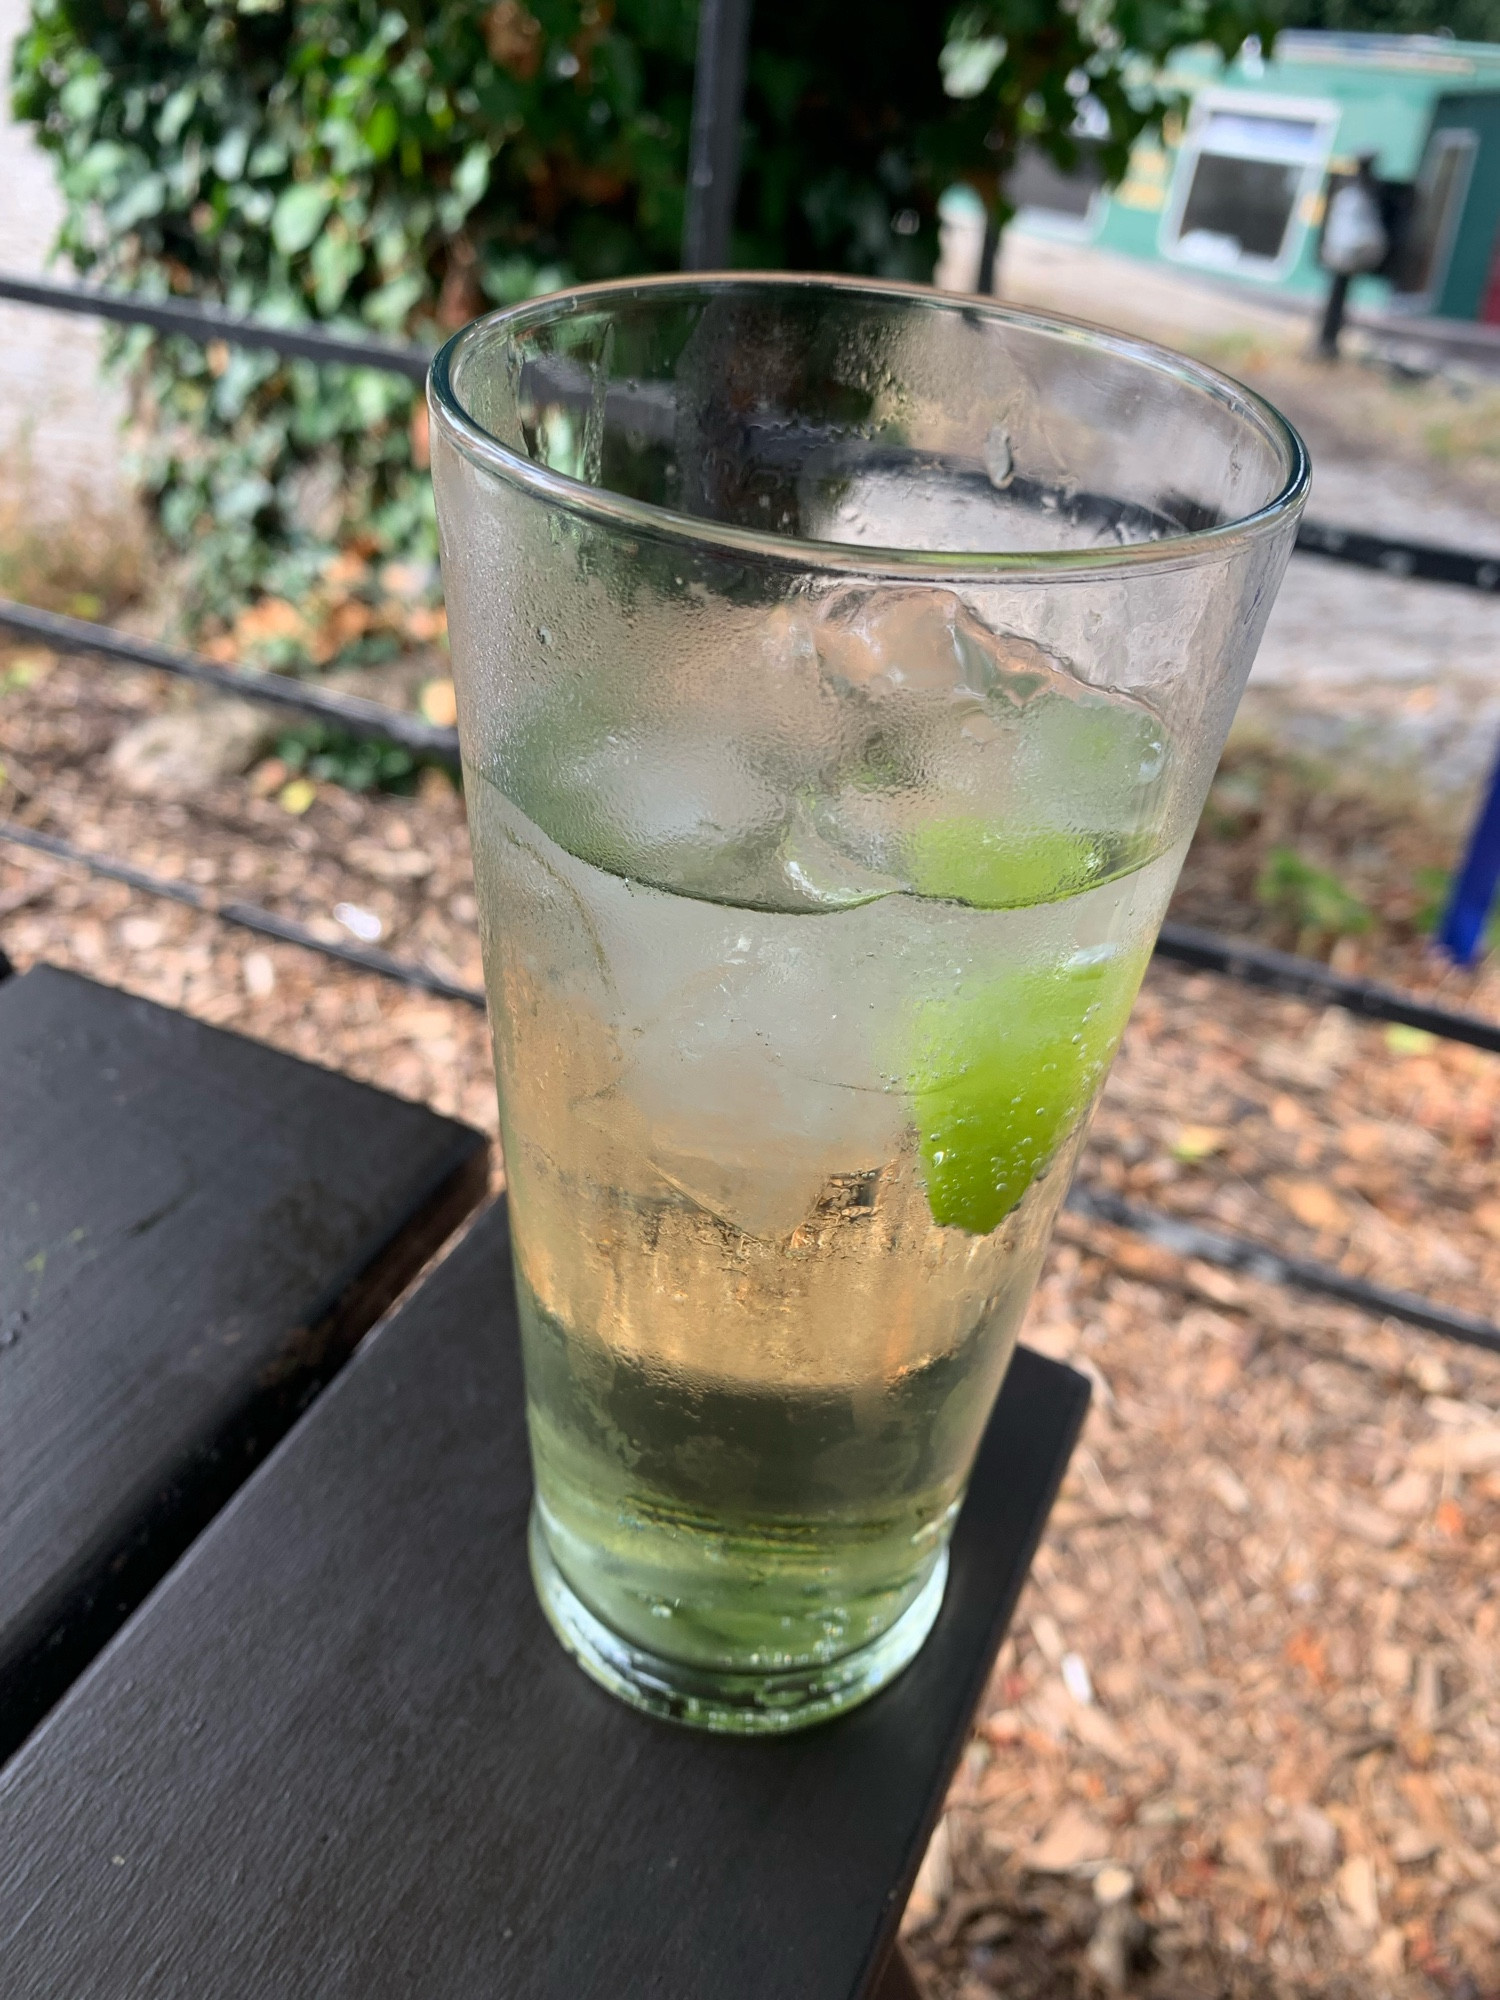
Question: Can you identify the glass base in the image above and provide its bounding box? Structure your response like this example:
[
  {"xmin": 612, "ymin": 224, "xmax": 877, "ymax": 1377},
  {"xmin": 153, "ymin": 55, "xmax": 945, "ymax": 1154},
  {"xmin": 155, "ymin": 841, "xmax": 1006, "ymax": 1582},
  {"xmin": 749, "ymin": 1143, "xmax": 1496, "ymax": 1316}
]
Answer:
[{"xmin": 528, "ymin": 1507, "xmax": 949, "ymax": 1735}]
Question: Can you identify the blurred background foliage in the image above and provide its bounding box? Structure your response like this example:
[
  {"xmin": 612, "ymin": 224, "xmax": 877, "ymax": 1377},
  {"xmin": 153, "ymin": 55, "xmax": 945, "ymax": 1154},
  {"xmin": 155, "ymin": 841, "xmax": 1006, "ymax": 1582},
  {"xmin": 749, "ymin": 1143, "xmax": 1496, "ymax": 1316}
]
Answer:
[
  {"xmin": 1283, "ymin": 0, "xmax": 1500, "ymax": 41},
  {"xmin": 13, "ymin": 0, "xmax": 1279, "ymax": 663}
]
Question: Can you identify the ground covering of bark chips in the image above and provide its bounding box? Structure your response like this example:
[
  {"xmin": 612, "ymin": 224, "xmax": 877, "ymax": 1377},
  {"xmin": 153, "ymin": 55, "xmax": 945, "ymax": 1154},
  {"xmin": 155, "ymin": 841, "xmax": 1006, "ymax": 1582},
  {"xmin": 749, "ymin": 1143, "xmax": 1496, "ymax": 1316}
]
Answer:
[{"xmin": 4, "ymin": 650, "xmax": 1500, "ymax": 2000}]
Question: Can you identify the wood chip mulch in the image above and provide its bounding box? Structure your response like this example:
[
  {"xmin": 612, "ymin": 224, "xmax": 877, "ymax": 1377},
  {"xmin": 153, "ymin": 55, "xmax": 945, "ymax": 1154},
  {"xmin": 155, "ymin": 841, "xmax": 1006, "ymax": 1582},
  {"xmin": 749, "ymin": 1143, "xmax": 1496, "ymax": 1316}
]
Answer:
[{"xmin": 4, "ymin": 647, "xmax": 1500, "ymax": 2000}]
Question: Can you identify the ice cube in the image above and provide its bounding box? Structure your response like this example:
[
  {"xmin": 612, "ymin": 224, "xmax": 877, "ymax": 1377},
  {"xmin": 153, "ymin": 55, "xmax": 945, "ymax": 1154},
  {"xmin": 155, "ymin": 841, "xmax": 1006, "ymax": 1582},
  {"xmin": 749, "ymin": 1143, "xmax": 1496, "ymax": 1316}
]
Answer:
[
  {"xmin": 1014, "ymin": 674, "xmax": 1169, "ymax": 841},
  {"xmin": 808, "ymin": 593, "xmax": 1170, "ymax": 908},
  {"xmin": 506, "ymin": 724, "xmax": 792, "ymax": 904},
  {"xmin": 815, "ymin": 586, "xmax": 1005, "ymax": 701},
  {"xmin": 576, "ymin": 887, "xmax": 907, "ymax": 1237},
  {"xmin": 775, "ymin": 806, "xmax": 905, "ymax": 911}
]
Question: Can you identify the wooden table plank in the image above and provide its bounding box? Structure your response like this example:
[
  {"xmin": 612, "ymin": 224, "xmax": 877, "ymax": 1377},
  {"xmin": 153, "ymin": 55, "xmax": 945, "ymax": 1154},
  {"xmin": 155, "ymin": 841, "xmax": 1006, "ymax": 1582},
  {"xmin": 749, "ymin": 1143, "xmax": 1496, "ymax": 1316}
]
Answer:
[
  {"xmin": 0, "ymin": 965, "xmax": 488, "ymax": 1758},
  {"xmin": 0, "ymin": 1199, "xmax": 1086, "ymax": 2000}
]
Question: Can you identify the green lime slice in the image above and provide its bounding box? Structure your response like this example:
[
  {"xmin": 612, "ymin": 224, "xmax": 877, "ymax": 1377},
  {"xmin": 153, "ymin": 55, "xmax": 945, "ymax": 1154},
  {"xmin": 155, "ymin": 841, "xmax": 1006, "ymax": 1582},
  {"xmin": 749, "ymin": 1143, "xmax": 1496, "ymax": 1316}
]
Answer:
[
  {"xmin": 902, "ymin": 813, "xmax": 1150, "ymax": 1234},
  {"xmin": 907, "ymin": 819, "xmax": 1108, "ymax": 910},
  {"xmin": 908, "ymin": 948, "xmax": 1143, "ymax": 1235}
]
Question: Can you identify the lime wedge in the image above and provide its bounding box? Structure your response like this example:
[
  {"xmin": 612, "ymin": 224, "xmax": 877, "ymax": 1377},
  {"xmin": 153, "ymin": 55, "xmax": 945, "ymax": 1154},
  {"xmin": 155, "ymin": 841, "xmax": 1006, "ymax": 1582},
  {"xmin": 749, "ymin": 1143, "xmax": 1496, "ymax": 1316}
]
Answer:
[
  {"xmin": 908, "ymin": 944, "xmax": 1146, "ymax": 1237},
  {"xmin": 907, "ymin": 819, "xmax": 1107, "ymax": 910}
]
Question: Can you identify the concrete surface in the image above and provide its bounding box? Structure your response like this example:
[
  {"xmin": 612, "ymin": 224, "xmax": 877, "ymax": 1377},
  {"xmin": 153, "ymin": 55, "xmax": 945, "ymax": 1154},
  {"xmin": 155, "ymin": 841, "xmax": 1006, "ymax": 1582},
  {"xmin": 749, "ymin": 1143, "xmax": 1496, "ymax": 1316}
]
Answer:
[{"xmin": 0, "ymin": 0, "xmax": 132, "ymax": 533}]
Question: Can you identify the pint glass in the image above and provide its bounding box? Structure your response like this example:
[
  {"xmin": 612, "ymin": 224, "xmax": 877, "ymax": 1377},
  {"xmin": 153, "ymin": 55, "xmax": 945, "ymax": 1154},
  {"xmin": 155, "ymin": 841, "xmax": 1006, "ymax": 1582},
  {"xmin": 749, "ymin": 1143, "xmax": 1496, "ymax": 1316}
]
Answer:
[{"xmin": 429, "ymin": 276, "xmax": 1307, "ymax": 1731}]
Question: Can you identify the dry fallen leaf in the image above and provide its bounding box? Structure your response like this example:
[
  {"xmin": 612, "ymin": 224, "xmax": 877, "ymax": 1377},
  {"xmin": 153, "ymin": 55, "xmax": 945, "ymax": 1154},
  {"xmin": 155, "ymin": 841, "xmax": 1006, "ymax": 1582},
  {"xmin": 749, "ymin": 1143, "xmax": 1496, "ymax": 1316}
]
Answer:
[
  {"xmin": 1172, "ymin": 1124, "xmax": 1225, "ymax": 1162},
  {"xmin": 1367, "ymin": 1926, "xmax": 1405, "ymax": 1977},
  {"xmin": 1379, "ymin": 1469, "xmax": 1433, "ymax": 1517},
  {"xmin": 248, "ymin": 757, "xmax": 288, "ymax": 798},
  {"xmin": 1340, "ymin": 1119, "xmax": 1392, "ymax": 1160},
  {"xmin": 1338, "ymin": 1498, "xmax": 1406, "ymax": 1548},
  {"xmin": 1451, "ymin": 1889, "xmax": 1500, "ymax": 1945},
  {"xmin": 1184, "ymin": 1260, "xmax": 1246, "ymax": 1307},
  {"xmin": 1372, "ymin": 1642, "xmax": 1412, "ymax": 1692},
  {"xmin": 1434, "ymin": 1498, "xmax": 1465, "ymax": 1538},
  {"xmin": 1285, "ymin": 1630, "xmax": 1330, "ymax": 1686},
  {"xmin": 242, "ymin": 951, "xmax": 276, "ymax": 999},
  {"xmin": 1411, "ymin": 1425, "xmax": 1500, "ymax": 1472},
  {"xmin": 347, "ymin": 838, "xmax": 435, "ymax": 882},
  {"xmin": 1024, "ymin": 1804, "xmax": 1111, "ymax": 1874},
  {"xmin": 1271, "ymin": 1177, "xmax": 1350, "ymax": 1233},
  {"xmin": 1202, "ymin": 1459, "xmax": 1251, "ymax": 1515},
  {"xmin": 1390, "ymin": 1824, "xmax": 1438, "ymax": 1865},
  {"xmin": 233, "ymin": 596, "xmax": 305, "ymax": 647},
  {"xmin": 419, "ymin": 677, "xmax": 458, "ymax": 727},
  {"xmin": 278, "ymin": 777, "xmax": 317, "ymax": 815},
  {"xmin": 1337, "ymin": 1854, "xmax": 1380, "ymax": 1932}
]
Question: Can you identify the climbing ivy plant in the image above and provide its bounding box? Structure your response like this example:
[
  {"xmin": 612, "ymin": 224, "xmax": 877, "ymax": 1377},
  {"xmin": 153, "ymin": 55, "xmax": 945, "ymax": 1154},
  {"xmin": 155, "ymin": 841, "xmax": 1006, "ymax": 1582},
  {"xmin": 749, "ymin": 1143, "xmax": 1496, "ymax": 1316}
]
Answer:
[
  {"xmin": 14, "ymin": 0, "xmax": 1275, "ymax": 663},
  {"xmin": 11, "ymin": 0, "xmax": 699, "ymax": 654}
]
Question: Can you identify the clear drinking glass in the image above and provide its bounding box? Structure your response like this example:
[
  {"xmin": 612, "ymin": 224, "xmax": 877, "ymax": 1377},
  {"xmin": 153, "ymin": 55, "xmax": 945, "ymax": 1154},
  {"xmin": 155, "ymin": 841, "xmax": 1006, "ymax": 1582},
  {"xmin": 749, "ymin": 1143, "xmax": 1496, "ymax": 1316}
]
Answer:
[{"xmin": 429, "ymin": 275, "xmax": 1307, "ymax": 1733}]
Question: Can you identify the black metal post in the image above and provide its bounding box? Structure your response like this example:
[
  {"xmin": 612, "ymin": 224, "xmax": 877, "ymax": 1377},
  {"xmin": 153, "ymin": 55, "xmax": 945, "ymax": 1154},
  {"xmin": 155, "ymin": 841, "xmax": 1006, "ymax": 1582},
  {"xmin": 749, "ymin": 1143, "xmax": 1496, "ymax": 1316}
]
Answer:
[
  {"xmin": 976, "ymin": 212, "xmax": 1001, "ymax": 295},
  {"xmin": 681, "ymin": 0, "xmax": 753, "ymax": 270},
  {"xmin": 1318, "ymin": 269, "xmax": 1351, "ymax": 359}
]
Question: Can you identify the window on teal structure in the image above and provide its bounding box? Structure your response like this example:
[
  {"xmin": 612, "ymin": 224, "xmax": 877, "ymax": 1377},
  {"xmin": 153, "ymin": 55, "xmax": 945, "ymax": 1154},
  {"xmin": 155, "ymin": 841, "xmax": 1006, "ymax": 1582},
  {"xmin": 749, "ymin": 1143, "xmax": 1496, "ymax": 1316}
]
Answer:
[{"xmin": 1164, "ymin": 95, "xmax": 1338, "ymax": 280}]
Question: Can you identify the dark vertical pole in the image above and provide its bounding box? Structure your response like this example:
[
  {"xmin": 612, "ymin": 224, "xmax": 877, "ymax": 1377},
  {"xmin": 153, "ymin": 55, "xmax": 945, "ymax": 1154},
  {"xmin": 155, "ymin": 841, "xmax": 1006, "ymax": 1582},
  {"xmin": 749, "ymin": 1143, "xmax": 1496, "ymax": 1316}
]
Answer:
[
  {"xmin": 682, "ymin": 0, "xmax": 753, "ymax": 270},
  {"xmin": 1318, "ymin": 270, "xmax": 1351, "ymax": 358},
  {"xmin": 1439, "ymin": 736, "xmax": 1500, "ymax": 965},
  {"xmin": 976, "ymin": 212, "xmax": 1001, "ymax": 295}
]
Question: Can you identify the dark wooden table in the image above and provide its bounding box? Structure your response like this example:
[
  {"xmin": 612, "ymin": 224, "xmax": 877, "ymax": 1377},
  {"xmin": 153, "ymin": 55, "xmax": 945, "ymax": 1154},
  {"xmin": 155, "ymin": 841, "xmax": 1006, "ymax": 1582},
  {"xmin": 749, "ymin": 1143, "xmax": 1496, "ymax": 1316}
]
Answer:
[
  {"xmin": 0, "ymin": 965, "xmax": 488, "ymax": 1757},
  {"xmin": 0, "ymin": 1197, "xmax": 1088, "ymax": 1999}
]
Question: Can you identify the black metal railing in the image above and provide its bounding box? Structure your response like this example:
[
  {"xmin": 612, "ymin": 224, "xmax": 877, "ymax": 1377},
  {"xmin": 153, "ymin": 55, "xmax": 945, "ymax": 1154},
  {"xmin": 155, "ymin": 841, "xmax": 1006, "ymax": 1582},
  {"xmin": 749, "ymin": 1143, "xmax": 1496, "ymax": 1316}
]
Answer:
[{"xmin": 5, "ymin": 268, "xmax": 1498, "ymax": 592}]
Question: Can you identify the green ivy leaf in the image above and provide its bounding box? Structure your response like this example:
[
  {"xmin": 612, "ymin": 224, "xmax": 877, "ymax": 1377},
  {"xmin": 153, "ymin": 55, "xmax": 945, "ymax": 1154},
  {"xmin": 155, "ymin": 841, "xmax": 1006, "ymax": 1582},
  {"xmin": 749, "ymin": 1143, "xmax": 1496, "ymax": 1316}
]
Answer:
[
  {"xmin": 157, "ymin": 86, "xmax": 197, "ymax": 146},
  {"xmin": 364, "ymin": 102, "xmax": 400, "ymax": 161},
  {"xmin": 310, "ymin": 227, "xmax": 366, "ymax": 313},
  {"xmin": 213, "ymin": 127, "xmax": 251, "ymax": 181},
  {"xmin": 451, "ymin": 141, "xmax": 491, "ymax": 210},
  {"xmin": 108, "ymin": 172, "xmax": 168, "ymax": 230},
  {"xmin": 361, "ymin": 271, "xmax": 424, "ymax": 330},
  {"xmin": 272, "ymin": 182, "xmax": 333, "ymax": 256}
]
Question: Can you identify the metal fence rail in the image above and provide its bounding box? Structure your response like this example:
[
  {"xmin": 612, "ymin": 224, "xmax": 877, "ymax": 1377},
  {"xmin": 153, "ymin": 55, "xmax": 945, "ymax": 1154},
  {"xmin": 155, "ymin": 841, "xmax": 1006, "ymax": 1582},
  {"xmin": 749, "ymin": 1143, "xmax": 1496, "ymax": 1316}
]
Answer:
[
  {"xmin": 0, "ymin": 271, "xmax": 429, "ymax": 380},
  {"xmin": 0, "ymin": 598, "xmax": 460, "ymax": 763},
  {"xmin": 9, "ymin": 579, "xmax": 1500, "ymax": 1052},
  {"xmin": 1154, "ymin": 923, "xmax": 1500, "ymax": 1055},
  {"xmin": 1295, "ymin": 517, "xmax": 1500, "ymax": 593},
  {"xmin": 0, "ymin": 819, "xmax": 485, "ymax": 1004},
  {"xmin": 3, "ymin": 267, "xmax": 1498, "ymax": 592},
  {"xmin": 1065, "ymin": 1187, "xmax": 1500, "ymax": 1358}
]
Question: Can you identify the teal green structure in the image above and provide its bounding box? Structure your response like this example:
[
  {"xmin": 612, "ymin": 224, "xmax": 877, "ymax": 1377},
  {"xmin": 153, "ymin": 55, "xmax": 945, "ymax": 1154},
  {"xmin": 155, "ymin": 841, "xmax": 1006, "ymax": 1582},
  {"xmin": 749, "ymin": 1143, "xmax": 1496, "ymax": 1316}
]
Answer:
[{"xmin": 1016, "ymin": 32, "xmax": 1500, "ymax": 323}]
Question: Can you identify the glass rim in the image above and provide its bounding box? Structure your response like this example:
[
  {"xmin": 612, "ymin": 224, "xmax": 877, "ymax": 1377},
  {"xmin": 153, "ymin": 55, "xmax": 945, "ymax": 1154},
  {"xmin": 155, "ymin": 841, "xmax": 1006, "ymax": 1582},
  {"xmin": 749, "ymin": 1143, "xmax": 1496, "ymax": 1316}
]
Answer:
[{"xmin": 428, "ymin": 270, "xmax": 1310, "ymax": 581}]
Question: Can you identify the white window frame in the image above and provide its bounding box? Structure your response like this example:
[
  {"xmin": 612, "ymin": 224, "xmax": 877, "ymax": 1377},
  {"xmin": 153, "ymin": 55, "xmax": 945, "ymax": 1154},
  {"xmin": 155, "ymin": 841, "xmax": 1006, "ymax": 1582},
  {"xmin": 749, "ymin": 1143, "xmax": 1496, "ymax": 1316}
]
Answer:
[{"xmin": 1160, "ymin": 88, "xmax": 1340, "ymax": 283}]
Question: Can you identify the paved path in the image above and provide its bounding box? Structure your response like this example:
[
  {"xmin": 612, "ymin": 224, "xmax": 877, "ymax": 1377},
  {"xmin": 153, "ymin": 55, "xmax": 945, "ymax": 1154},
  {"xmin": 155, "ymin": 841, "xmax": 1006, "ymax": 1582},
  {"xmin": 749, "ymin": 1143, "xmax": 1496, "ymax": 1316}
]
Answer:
[{"xmin": 998, "ymin": 231, "xmax": 1500, "ymax": 814}]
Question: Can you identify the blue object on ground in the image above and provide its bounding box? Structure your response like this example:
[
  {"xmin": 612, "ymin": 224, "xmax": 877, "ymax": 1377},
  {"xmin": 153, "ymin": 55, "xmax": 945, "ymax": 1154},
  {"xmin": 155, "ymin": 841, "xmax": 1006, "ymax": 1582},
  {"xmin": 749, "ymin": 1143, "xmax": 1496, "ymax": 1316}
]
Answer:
[{"xmin": 1439, "ymin": 736, "xmax": 1500, "ymax": 964}]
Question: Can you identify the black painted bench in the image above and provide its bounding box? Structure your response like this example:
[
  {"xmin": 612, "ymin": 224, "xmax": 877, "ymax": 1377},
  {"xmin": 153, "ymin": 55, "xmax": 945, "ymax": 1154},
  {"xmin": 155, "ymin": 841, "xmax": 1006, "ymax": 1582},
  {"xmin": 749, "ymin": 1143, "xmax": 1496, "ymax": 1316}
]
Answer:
[
  {"xmin": 0, "ymin": 971, "xmax": 1088, "ymax": 1998},
  {"xmin": 0, "ymin": 964, "xmax": 488, "ymax": 1757}
]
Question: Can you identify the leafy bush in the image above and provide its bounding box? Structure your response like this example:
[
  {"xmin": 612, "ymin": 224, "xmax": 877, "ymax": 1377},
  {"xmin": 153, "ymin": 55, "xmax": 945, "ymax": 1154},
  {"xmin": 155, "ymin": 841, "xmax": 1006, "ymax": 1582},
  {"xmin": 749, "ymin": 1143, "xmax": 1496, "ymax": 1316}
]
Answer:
[
  {"xmin": 275, "ymin": 718, "xmax": 437, "ymax": 792},
  {"xmin": 12, "ymin": 0, "xmax": 700, "ymax": 646},
  {"xmin": 14, "ymin": 0, "xmax": 1274, "ymax": 660},
  {"xmin": 1278, "ymin": 0, "xmax": 1500, "ymax": 42},
  {"xmin": 1256, "ymin": 846, "xmax": 1373, "ymax": 941}
]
